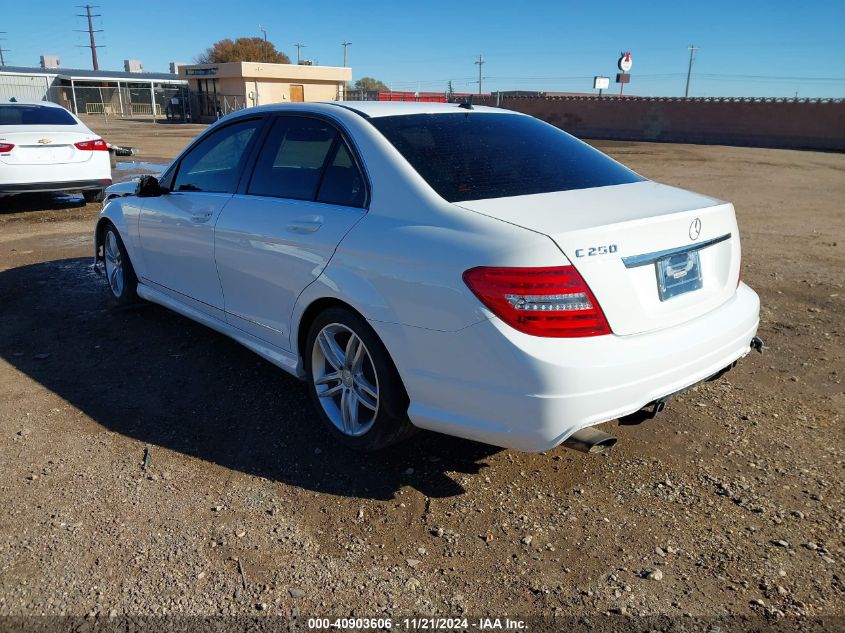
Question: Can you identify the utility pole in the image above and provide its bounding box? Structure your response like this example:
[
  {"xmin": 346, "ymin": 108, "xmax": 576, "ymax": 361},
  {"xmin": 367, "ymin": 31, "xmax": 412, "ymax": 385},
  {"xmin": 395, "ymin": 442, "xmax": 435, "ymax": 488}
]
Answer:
[
  {"xmin": 341, "ymin": 41, "xmax": 352, "ymax": 67},
  {"xmin": 684, "ymin": 45, "xmax": 698, "ymax": 98},
  {"xmin": 75, "ymin": 5, "xmax": 103, "ymax": 71},
  {"xmin": 475, "ymin": 54, "xmax": 485, "ymax": 94},
  {"xmin": 294, "ymin": 43, "xmax": 306, "ymax": 64},
  {"xmin": 0, "ymin": 32, "xmax": 8, "ymax": 66}
]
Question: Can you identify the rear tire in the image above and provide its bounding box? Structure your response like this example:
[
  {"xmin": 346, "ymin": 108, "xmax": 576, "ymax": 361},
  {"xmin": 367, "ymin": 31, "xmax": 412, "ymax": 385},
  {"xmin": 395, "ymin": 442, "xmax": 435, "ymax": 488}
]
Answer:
[
  {"xmin": 84, "ymin": 189, "xmax": 105, "ymax": 203},
  {"xmin": 102, "ymin": 223, "xmax": 138, "ymax": 305},
  {"xmin": 305, "ymin": 306, "xmax": 416, "ymax": 451}
]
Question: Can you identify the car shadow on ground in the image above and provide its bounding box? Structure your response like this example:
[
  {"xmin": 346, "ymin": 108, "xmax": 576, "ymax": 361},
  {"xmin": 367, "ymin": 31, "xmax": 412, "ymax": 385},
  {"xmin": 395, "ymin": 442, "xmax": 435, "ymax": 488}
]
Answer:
[
  {"xmin": 0, "ymin": 193, "xmax": 87, "ymax": 214},
  {"xmin": 0, "ymin": 257, "xmax": 501, "ymax": 500}
]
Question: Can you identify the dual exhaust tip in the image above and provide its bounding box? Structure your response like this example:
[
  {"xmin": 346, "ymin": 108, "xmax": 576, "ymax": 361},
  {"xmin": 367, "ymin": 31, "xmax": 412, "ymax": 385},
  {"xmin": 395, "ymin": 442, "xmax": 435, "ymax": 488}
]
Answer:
[
  {"xmin": 563, "ymin": 426, "xmax": 618, "ymax": 454},
  {"xmin": 563, "ymin": 336, "xmax": 767, "ymax": 455}
]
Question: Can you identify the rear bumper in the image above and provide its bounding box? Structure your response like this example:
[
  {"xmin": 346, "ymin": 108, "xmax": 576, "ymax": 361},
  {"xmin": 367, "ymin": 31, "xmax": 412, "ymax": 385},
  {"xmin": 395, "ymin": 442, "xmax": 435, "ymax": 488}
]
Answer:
[
  {"xmin": 0, "ymin": 179, "xmax": 112, "ymax": 195},
  {"xmin": 376, "ymin": 283, "xmax": 761, "ymax": 451}
]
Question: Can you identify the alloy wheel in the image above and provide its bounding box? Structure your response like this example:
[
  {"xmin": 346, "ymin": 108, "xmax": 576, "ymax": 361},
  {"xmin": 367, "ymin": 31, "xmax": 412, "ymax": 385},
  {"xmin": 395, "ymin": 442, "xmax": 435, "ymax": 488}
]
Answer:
[
  {"xmin": 311, "ymin": 323, "xmax": 380, "ymax": 437},
  {"xmin": 104, "ymin": 230, "xmax": 124, "ymax": 298}
]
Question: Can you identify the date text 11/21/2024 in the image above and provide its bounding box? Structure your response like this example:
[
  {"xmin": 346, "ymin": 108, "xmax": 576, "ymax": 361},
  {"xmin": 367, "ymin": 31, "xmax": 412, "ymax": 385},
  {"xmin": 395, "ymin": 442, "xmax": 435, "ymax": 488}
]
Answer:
[{"xmin": 306, "ymin": 617, "xmax": 527, "ymax": 630}]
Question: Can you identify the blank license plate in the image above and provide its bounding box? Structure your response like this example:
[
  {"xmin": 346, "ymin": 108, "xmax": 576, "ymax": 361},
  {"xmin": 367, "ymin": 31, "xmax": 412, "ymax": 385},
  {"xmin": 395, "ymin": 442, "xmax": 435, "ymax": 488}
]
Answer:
[{"xmin": 656, "ymin": 251, "xmax": 702, "ymax": 301}]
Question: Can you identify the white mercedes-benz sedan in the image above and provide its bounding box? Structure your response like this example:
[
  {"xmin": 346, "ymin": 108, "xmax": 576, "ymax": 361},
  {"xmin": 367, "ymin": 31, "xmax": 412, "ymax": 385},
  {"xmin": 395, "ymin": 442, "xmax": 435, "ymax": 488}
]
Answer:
[
  {"xmin": 0, "ymin": 101, "xmax": 112, "ymax": 202},
  {"xmin": 94, "ymin": 101, "xmax": 761, "ymax": 453}
]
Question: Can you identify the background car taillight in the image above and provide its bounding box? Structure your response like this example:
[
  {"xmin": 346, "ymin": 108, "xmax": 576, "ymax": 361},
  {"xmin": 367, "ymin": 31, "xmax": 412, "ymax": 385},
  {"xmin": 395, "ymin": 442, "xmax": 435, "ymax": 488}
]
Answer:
[
  {"xmin": 74, "ymin": 139, "xmax": 108, "ymax": 151},
  {"xmin": 463, "ymin": 266, "xmax": 612, "ymax": 338},
  {"xmin": 0, "ymin": 142, "xmax": 14, "ymax": 153}
]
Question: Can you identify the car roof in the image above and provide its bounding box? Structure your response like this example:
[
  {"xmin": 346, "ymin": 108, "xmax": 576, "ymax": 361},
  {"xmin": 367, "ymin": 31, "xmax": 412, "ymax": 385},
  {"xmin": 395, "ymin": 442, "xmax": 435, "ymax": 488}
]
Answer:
[
  {"xmin": 328, "ymin": 101, "xmax": 516, "ymax": 118},
  {"xmin": 1, "ymin": 100, "xmax": 66, "ymax": 108},
  {"xmin": 242, "ymin": 100, "xmax": 519, "ymax": 119}
]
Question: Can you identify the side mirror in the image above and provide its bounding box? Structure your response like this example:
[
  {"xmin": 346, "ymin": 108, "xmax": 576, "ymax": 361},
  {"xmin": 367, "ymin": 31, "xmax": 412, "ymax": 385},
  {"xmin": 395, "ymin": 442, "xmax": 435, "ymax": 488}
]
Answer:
[{"xmin": 136, "ymin": 175, "xmax": 164, "ymax": 197}]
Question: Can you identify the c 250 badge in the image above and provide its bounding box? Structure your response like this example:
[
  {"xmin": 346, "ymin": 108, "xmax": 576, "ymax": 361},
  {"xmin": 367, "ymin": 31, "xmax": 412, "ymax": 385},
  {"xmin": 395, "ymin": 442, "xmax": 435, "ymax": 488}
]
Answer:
[{"xmin": 574, "ymin": 244, "xmax": 618, "ymax": 257}]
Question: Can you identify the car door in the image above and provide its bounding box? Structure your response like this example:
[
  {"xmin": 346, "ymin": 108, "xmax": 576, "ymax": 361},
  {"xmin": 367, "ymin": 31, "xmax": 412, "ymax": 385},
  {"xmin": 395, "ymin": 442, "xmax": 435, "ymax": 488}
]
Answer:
[
  {"xmin": 214, "ymin": 115, "xmax": 368, "ymax": 350},
  {"xmin": 137, "ymin": 117, "xmax": 263, "ymax": 319}
]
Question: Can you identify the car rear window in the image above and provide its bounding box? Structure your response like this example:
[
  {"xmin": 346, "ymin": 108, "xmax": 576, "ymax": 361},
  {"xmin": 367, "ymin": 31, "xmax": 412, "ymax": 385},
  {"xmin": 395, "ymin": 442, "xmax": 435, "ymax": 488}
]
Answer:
[
  {"xmin": 370, "ymin": 112, "xmax": 642, "ymax": 202},
  {"xmin": 0, "ymin": 104, "xmax": 78, "ymax": 126}
]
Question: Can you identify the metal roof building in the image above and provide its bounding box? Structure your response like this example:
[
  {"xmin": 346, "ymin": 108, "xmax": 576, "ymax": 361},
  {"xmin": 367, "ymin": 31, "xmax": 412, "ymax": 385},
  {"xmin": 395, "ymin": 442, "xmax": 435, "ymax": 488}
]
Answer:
[{"xmin": 0, "ymin": 65, "xmax": 188, "ymax": 119}]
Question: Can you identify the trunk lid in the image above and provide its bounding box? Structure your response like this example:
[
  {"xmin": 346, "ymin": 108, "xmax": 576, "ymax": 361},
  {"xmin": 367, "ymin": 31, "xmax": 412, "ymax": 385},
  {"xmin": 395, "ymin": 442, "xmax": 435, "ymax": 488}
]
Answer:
[
  {"xmin": 455, "ymin": 181, "xmax": 741, "ymax": 336},
  {"xmin": 0, "ymin": 127, "xmax": 95, "ymax": 166}
]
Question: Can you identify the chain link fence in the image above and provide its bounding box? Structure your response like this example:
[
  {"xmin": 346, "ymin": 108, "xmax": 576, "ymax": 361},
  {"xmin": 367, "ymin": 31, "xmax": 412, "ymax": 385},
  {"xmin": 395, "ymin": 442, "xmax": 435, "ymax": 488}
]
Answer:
[
  {"xmin": 0, "ymin": 78, "xmax": 65, "ymax": 105},
  {"xmin": 3, "ymin": 75, "xmax": 275, "ymax": 123},
  {"xmin": 66, "ymin": 82, "xmax": 192, "ymax": 121}
]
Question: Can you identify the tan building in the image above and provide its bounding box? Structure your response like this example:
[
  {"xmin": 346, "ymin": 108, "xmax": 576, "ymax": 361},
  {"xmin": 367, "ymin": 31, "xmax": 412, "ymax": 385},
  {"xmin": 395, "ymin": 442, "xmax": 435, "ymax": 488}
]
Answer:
[{"xmin": 179, "ymin": 61, "xmax": 352, "ymax": 120}]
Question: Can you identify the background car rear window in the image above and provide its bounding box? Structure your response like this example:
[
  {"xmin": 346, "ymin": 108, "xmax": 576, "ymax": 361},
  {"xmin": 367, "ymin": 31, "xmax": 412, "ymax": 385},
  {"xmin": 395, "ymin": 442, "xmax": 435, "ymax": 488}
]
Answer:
[
  {"xmin": 248, "ymin": 118, "xmax": 337, "ymax": 200},
  {"xmin": 174, "ymin": 119, "xmax": 260, "ymax": 193},
  {"xmin": 370, "ymin": 113, "xmax": 643, "ymax": 202},
  {"xmin": 0, "ymin": 105, "xmax": 77, "ymax": 126}
]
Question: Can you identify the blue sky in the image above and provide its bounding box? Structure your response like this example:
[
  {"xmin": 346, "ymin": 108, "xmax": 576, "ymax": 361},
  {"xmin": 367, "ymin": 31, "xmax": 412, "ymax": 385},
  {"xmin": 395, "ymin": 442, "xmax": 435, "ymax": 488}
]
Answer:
[{"xmin": 2, "ymin": 0, "xmax": 843, "ymax": 97}]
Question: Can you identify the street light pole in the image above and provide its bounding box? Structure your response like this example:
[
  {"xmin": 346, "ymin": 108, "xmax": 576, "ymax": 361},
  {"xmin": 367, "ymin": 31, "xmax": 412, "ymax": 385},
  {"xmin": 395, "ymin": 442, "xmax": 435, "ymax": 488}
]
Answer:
[
  {"xmin": 258, "ymin": 25, "xmax": 268, "ymax": 63},
  {"xmin": 341, "ymin": 41, "xmax": 351, "ymax": 67}
]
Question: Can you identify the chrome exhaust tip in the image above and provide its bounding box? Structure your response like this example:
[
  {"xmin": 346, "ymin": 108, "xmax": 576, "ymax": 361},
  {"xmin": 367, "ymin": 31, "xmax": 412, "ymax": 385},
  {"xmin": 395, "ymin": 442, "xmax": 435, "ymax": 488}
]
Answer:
[{"xmin": 562, "ymin": 427, "xmax": 618, "ymax": 454}]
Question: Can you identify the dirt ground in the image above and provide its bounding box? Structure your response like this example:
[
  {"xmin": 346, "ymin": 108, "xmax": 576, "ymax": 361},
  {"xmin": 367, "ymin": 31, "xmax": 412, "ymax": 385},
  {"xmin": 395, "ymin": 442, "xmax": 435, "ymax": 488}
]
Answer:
[{"xmin": 0, "ymin": 119, "xmax": 842, "ymax": 630}]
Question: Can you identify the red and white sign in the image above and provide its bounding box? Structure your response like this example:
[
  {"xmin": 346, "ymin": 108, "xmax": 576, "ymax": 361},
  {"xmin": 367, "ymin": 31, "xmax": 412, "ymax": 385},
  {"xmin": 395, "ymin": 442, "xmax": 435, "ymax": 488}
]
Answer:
[{"xmin": 618, "ymin": 51, "xmax": 633, "ymax": 72}]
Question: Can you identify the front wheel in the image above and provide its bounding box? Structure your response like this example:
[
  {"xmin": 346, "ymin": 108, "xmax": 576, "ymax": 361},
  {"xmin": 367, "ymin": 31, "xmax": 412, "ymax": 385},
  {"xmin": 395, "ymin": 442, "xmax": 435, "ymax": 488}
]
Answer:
[
  {"xmin": 305, "ymin": 307, "xmax": 416, "ymax": 451},
  {"xmin": 102, "ymin": 224, "xmax": 138, "ymax": 305}
]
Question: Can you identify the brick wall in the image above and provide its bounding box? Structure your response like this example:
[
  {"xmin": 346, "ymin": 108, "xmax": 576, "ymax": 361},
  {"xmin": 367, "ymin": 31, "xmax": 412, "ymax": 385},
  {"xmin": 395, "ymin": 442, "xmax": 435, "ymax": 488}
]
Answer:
[{"xmin": 475, "ymin": 96, "xmax": 845, "ymax": 151}]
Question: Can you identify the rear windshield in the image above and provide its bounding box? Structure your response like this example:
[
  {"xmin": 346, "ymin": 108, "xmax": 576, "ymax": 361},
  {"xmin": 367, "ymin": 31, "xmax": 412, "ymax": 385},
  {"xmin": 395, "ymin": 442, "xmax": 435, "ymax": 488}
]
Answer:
[
  {"xmin": 0, "ymin": 104, "xmax": 77, "ymax": 126},
  {"xmin": 370, "ymin": 112, "xmax": 642, "ymax": 202}
]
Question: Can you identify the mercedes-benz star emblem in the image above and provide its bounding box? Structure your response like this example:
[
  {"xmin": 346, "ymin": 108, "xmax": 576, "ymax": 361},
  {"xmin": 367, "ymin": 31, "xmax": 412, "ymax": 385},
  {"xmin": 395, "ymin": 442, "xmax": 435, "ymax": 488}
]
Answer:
[{"xmin": 689, "ymin": 218, "xmax": 702, "ymax": 240}]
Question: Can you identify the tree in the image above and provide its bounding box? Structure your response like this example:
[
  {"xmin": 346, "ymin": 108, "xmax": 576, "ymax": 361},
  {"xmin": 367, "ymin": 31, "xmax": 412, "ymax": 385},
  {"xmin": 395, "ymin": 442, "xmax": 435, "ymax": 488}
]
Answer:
[
  {"xmin": 354, "ymin": 77, "xmax": 389, "ymax": 92},
  {"xmin": 196, "ymin": 37, "xmax": 291, "ymax": 64}
]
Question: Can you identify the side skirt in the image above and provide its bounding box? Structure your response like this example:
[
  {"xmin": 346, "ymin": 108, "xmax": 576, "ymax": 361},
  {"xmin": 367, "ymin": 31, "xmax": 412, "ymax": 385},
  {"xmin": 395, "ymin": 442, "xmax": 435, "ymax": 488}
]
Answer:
[{"xmin": 136, "ymin": 283, "xmax": 303, "ymax": 379}]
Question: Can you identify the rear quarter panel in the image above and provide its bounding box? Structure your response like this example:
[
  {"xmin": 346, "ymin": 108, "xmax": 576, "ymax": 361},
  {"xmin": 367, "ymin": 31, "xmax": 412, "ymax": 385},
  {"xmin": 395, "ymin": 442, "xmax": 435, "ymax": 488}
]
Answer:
[{"xmin": 291, "ymin": 205, "xmax": 569, "ymax": 353}]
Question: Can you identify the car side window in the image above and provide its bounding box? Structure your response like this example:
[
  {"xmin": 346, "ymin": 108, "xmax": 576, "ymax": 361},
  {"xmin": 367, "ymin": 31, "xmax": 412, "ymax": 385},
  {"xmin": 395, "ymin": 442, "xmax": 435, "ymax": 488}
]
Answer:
[
  {"xmin": 317, "ymin": 142, "xmax": 366, "ymax": 208},
  {"xmin": 173, "ymin": 119, "xmax": 261, "ymax": 194},
  {"xmin": 248, "ymin": 117, "xmax": 338, "ymax": 200}
]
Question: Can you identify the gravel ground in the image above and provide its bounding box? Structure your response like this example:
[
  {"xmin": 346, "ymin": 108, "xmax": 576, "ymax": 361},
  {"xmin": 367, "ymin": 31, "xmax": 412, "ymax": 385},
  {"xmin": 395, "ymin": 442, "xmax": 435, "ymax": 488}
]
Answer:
[{"xmin": 0, "ymin": 122, "xmax": 842, "ymax": 630}]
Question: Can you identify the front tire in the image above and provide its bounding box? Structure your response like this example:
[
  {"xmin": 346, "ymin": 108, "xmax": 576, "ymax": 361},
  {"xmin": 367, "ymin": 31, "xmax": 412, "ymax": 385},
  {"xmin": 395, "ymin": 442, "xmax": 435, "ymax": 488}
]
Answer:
[
  {"xmin": 305, "ymin": 307, "xmax": 416, "ymax": 451},
  {"xmin": 102, "ymin": 224, "xmax": 138, "ymax": 305}
]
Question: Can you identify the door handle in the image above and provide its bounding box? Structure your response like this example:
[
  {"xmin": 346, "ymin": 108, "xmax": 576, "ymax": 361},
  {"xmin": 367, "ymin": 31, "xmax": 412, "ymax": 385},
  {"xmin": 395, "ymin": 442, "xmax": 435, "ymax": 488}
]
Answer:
[
  {"xmin": 286, "ymin": 220, "xmax": 323, "ymax": 234},
  {"xmin": 190, "ymin": 211, "xmax": 213, "ymax": 223}
]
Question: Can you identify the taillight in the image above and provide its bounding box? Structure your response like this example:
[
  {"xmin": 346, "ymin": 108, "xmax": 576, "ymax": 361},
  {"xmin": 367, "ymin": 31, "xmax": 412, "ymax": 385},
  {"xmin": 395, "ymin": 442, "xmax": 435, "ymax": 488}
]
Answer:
[
  {"xmin": 463, "ymin": 266, "xmax": 612, "ymax": 338},
  {"xmin": 0, "ymin": 143, "xmax": 14, "ymax": 153},
  {"xmin": 74, "ymin": 138, "xmax": 109, "ymax": 151}
]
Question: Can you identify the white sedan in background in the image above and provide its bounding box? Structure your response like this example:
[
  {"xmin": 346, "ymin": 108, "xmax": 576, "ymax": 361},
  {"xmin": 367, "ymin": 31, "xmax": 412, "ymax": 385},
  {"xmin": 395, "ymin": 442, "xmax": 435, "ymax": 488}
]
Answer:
[
  {"xmin": 0, "ymin": 100, "xmax": 112, "ymax": 202},
  {"xmin": 94, "ymin": 102, "xmax": 761, "ymax": 453}
]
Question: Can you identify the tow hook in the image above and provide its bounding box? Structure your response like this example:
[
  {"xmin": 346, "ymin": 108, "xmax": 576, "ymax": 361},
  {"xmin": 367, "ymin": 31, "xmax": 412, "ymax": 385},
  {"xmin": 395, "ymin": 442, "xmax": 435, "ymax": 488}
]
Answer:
[{"xmin": 751, "ymin": 336, "xmax": 765, "ymax": 354}]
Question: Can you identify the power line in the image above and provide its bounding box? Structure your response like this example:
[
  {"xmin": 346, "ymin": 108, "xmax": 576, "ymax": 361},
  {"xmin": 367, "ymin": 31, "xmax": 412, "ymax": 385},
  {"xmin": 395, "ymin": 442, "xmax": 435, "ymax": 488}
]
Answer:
[
  {"xmin": 384, "ymin": 71, "xmax": 845, "ymax": 93},
  {"xmin": 294, "ymin": 42, "xmax": 306, "ymax": 64},
  {"xmin": 75, "ymin": 4, "xmax": 104, "ymax": 71},
  {"xmin": 475, "ymin": 55, "xmax": 484, "ymax": 94},
  {"xmin": 685, "ymin": 45, "xmax": 699, "ymax": 97},
  {"xmin": 697, "ymin": 73, "xmax": 845, "ymax": 81},
  {"xmin": 341, "ymin": 40, "xmax": 352, "ymax": 67}
]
